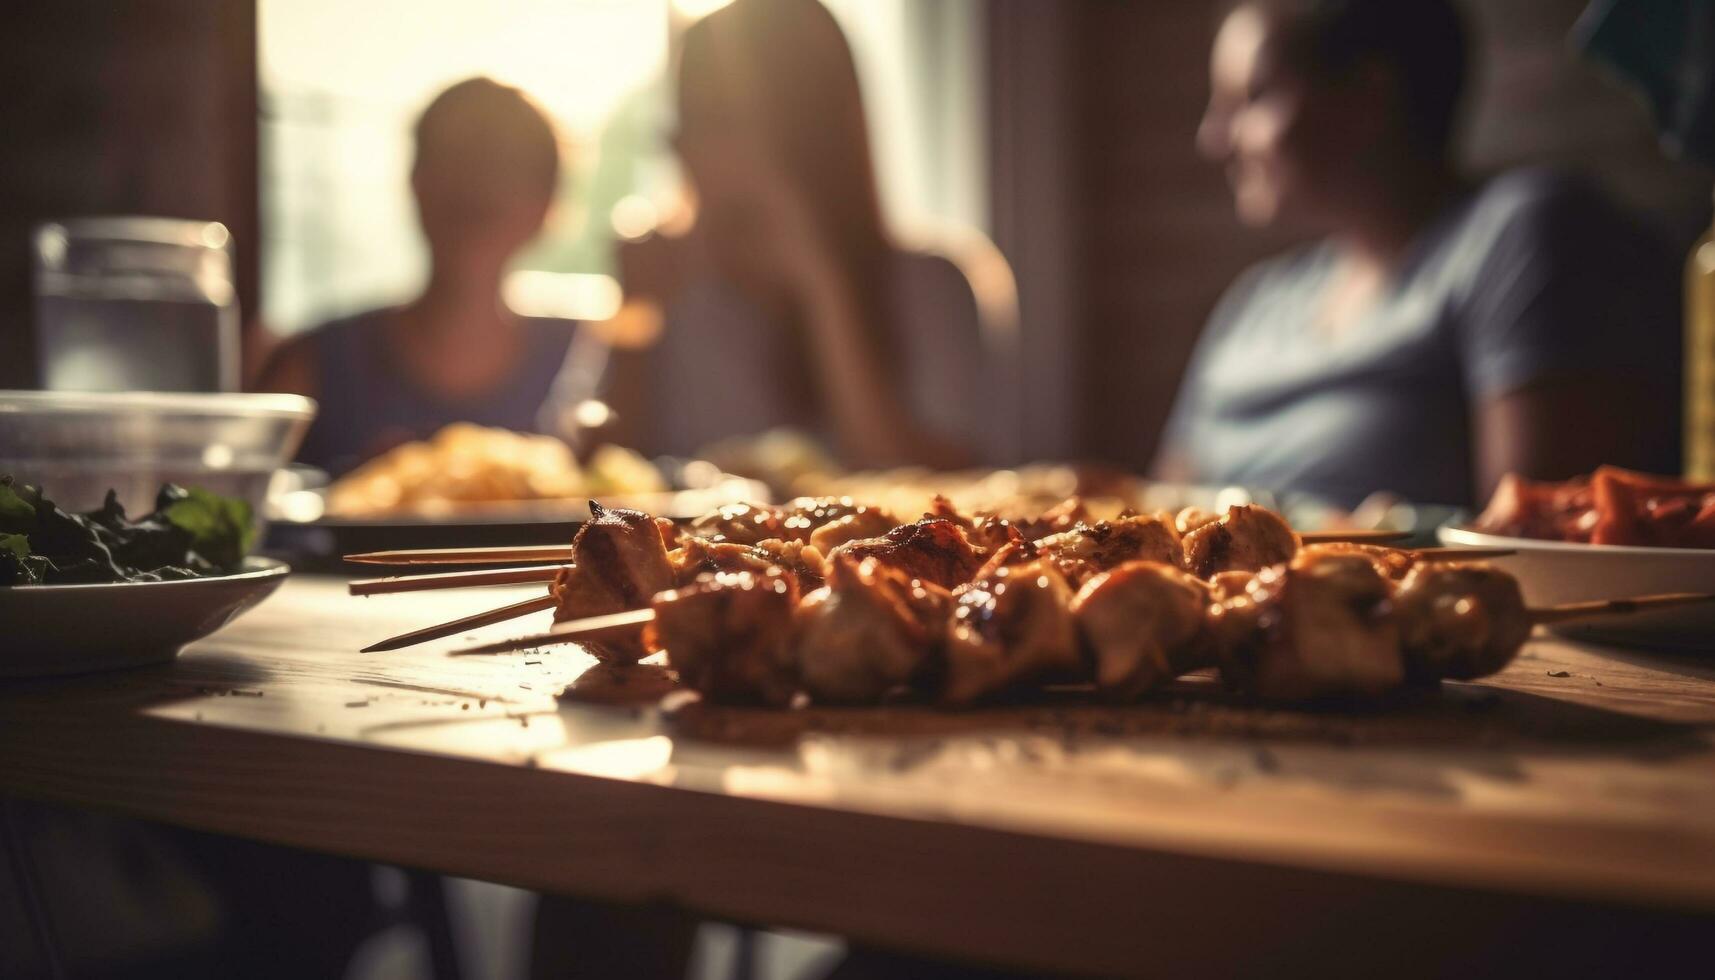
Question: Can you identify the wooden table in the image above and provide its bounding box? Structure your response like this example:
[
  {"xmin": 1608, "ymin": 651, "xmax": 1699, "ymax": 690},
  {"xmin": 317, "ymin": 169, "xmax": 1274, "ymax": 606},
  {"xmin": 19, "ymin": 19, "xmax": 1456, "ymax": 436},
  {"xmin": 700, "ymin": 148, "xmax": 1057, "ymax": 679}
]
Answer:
[{"xmin": 5, "ymin": 577, "xmax": 1715, "ymax": 976}]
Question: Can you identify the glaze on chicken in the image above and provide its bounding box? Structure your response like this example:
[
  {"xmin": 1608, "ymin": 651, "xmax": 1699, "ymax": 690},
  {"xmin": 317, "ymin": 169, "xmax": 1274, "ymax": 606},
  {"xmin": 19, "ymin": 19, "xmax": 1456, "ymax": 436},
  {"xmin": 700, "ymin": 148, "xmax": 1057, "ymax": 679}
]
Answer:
[
  {"xmin": 775, "ymin": 496, "xmax": 898, "ymax": 545},
  {"xmin": 792, "ymin": 556, "xmax": 951, "ymax": 704},
  {"xmin": 927, "ymin": 495, "xmax": 1019, "ymax": 552},
  {"xmin": 551, "ymin": 502, "xmax": 677, "ymax": 661},
  {"xmin": 1209, "ymin": 551, "xmax": 1404, "ymax": 700},
  {"xmin": 1206, "ymin": 570, "xmax": 1254, "ymax": 603},
  {"xmin": 686, "ymin": 502, "xmax": 784, "ymax": 546},
  {"xmin": 1183, "ymin": 504, "xmax": 1301, "ymax": 578},
  {"xmin": 1006, "ymin": 496, "xmax": 1092, "ymax": 542},
  {"xmin": 1071, "ymin": 561, "xmax": 1212, "ymax": 699},
  {"xmin": 1035, "ymin": 513, "xmax": 1185, "ymax": 584},
  {"xmin": 807, "ymin": 508, "xmax": 901, "ymax": 554},
  {"xmin": 1174, "ymin": 506, "xmax": 1220, "ymax": 536},
  {"xmin": 828, "ymin": 517, "xmax": 985, "ymax": 590},
  {"xmin": 1392, "ymin": 563, "xmax": 1531, "ymax": 682},
  {"xmin": 648, "ymin": 569, "xmax": 800, "ymax": 706},
  {"xmin": 671, "ymin": 536, "xmax": 785, "ymax": 583},
  {"xmin": 750, "ymin": 538, "xmax": 827, "ymax": 592},
  {"xmin": 942, "ymin": 546, "xmax": 1081, "ymax": 705}
]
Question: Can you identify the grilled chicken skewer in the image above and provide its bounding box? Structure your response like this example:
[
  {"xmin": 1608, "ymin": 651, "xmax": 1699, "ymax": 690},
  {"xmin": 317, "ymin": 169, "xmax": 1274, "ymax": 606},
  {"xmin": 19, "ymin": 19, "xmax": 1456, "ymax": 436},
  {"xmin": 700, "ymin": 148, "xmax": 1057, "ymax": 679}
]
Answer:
[
  {"xmin": 450, "ymin": 551, "xmax": 1714, "ymax": 709},
  {"xmin": 356, "ymin": 498, "xmax": 1470, "ymax": 652}
]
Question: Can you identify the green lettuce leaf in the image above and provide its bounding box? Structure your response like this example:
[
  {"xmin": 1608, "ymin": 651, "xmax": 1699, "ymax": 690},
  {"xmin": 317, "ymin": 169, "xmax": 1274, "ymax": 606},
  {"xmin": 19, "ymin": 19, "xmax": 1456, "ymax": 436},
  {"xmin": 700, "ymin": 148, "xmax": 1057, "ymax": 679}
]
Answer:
[
  {"xmin": 162, "ymin": 487, "xmax": 255, "ymax": 571},
  {"xmin": 0, "ymin": 532, "xmax": 41, "ymax": 585},
  {"xmin": 0, "ymin": 480, "xmax": 36, "ymax": 533},
  {"xmin": 0, "ymin": 532, "xmax": 28, "ymax": 561}
]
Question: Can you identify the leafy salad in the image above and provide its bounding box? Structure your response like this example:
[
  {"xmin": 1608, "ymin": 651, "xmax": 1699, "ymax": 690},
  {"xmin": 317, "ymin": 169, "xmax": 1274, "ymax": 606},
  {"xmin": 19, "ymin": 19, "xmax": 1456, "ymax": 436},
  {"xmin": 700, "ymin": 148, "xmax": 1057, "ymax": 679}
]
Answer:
[{"xmin": 0, "ymin": 475, "xmax": 256, "ymax": 585}]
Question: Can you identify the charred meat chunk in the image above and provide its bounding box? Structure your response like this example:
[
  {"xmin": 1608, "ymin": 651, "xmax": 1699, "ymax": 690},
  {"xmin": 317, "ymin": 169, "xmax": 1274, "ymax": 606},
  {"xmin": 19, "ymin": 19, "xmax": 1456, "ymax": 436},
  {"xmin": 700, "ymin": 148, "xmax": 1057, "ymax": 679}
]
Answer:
[{"xmin": 648, "ymin": 569, "xmax": 800, "ymax": 706}]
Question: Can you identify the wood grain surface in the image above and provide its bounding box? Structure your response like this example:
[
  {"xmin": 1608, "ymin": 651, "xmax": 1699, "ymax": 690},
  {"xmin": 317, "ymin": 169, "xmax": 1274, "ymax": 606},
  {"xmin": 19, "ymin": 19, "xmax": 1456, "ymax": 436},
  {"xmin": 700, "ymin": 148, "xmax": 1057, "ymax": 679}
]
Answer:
[{"xmin": 4, "ymin": 576, "xmax": 1715, "ymax": 975}]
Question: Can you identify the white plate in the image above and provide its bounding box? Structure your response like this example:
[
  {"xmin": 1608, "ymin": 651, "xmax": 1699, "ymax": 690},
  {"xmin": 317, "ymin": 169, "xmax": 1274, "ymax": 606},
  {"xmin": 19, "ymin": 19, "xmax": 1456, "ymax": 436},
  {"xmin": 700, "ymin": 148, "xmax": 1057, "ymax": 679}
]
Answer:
[
  {"xmin": 1437, "ymin": 525, "xmax": 1715, "ymax": 650},
  {"xmin": 0, "ymin": 558, "xmax": 290, "ymax": 678}
]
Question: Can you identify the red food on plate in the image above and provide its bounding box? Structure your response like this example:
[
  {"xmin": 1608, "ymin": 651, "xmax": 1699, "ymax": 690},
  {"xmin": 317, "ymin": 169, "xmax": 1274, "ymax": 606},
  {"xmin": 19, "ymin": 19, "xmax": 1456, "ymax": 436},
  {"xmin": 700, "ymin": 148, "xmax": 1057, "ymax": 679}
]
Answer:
[
  {"xmin": 1588, "ymin": 467, "xmax": 1715, "ymax": 548},
  {"xmin": 1473, "ymin": 473, "xmax": 1596, "ymax": 543},
  {"xmin": 1475, "ymin": 467, "xmax": 1715, "ymax": 549}
]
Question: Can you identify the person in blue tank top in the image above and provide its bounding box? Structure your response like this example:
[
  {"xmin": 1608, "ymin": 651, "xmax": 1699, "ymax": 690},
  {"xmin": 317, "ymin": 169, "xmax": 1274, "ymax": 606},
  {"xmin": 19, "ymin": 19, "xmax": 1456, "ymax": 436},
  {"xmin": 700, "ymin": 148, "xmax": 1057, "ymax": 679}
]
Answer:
[
  {"xmin": 1154, "ymin": 0, "xmax": 1680, "ymax": 509},
  {"xmin": 258, "ymin": 77, "xmax": 576, "ymax": 477}
]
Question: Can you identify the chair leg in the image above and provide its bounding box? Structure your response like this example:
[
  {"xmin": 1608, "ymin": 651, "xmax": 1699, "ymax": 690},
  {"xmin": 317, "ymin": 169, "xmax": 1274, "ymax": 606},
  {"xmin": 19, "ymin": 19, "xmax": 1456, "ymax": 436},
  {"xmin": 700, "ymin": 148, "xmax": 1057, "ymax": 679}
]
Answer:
[
  {"xmin": 731, "ymin": 927, "xmax": 758, "ymax": 980},
  {"xmin": 0, "ymin": 799, "xmax": 67, "ymax": 980},
  {"xmin": 407, "ymin": 872, "xmax": 463, "ymax": 980}
]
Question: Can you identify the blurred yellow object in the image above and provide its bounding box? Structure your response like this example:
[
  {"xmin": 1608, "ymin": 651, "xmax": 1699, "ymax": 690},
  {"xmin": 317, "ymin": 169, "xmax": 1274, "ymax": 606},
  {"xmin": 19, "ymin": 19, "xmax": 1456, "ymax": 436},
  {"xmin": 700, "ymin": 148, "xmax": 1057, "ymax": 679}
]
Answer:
[
  {"xmin": 326, "ymin": 423, "xmax": 663, "ymax": 517},
  {"xmin": 1687, "ymin": 208, "xmax": 1715, "ymax": 480}
]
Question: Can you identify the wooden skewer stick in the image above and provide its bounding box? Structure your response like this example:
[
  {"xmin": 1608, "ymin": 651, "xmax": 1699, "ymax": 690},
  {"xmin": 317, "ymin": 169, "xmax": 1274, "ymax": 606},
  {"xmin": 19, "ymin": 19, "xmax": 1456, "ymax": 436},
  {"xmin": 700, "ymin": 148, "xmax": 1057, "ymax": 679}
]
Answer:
[
  {"xmin": 345, "ymin": 544, "xmax": 575, "ymax": 566},
  {"xmin": 1299, "ymin": 529, "xmax": 1412, "ymax": 544},
  {"xmin": 450, "ymin": 608, "xmax": 658, "ymax": 656},
  {"xmin": 349, "ymin": 564, "xmax": 566, "ymax": 597},
  {"xmin": 361, "ymin": 594, "xmax": 559, "ymax": 653},
  {"xmin": 1528, "ymin": 592, "xmax": 1715, "ymax": 625}
]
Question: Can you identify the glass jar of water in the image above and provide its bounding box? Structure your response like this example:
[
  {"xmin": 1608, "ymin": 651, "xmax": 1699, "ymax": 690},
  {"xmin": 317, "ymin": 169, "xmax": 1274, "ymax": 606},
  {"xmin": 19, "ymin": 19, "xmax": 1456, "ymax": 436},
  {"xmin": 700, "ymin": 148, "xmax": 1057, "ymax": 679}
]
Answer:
[{"xmin": 33, "ymin": 217, "xmax": 239, "ymax": 393}]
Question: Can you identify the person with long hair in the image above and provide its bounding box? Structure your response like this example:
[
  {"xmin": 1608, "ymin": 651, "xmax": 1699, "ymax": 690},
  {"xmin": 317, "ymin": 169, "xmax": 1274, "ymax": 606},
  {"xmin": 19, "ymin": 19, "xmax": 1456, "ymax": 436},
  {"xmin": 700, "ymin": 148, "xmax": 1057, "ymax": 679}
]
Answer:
[
  {"xmin": 1155, "ymin": 0, "xmax": 1679, "ymax": 508},
  {"xmin": 600, "ymin": 0, "xmax": 986, "ymax": 469}
]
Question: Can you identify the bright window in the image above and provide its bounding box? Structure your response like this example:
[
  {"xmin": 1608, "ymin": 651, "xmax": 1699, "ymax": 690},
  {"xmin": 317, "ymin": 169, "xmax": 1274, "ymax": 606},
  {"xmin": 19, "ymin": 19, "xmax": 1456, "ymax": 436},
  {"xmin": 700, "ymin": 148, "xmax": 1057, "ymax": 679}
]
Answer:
[{"xmin": 258, "ymin": 0, "xmax": 985, "ymax": 335}]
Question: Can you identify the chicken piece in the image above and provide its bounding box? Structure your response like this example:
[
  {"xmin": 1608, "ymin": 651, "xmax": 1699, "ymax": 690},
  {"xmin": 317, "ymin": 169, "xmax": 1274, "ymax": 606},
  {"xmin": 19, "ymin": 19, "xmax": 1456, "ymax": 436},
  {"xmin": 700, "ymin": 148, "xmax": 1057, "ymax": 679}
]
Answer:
[
  {"xmin": 751, "ymin": 538, "xmax": 827, "ymax": 592},
  {"xmin": 828, "ymin": 517, "xmax": 985, "ymax": 590},
  {"xmin": 1207, "ymin": 570, "xmax": 1254, "ymax": 603},
  {"xmin": 1008, "ymin": 496, "xmax": 1092, "ymax": 542},
  {"xmin": 1300, "ymin": 541, "xmax": 1416, "ymax": 580},
  {"xmin": 942, "ymin": 548, "xmax": 1081, "ymax": 705},
  {"xmin": 1209, "ymin": 551, "xmax": 1404, "ymax": 701},
  {"xmin": 562, "ymin": 501, "xmax": 676, "ymax": 610},
  {"xmin": 930, "ymin": 495, "xmax": 1019, "ymax": 552},
  {"xmin": 1071, "ymin": 561, "xmax": 1212, "ymax": 700},
  {"xmin": 1392, "ymin": 563, "xmax": 1531, "ymax": 682},
  {"xmin": 647, "ymin": 569, "xmax": 800, "ymax": 706},
  {"xmin": 549, "ymin": 564, "xmax": 606, "ymax": 619},
  {"xmin": 1035, "ymin": 513, "xmax": 1185, "ymax": 584},
  {"xmin": 671, "ymin": 535, "xmax": 782, "ymax": 584},
  {"xmin": 808, "ymin": 508, "xmax": 901, "ymax": 554},
  {"xmin": 793, "ymin": 556, "xmax": 952, "ymax": 704},
  {"xmin": 1182, "ymin": 504, "xmax": 1301, "ymax": 578},
  {"xmin": 550, "ymin": 502, "xmax": 677, "ymax": 662},
  {"xmin": 1174, "ymin": 506, "xmax": 1220, "ymax": 536},
  {"xmin": 686, "ymin": 502, "xmax": 784, "ymax": 546},
  {"xmin": 775, "ymin": 496, "xmax": 898, "ymax": 545}
]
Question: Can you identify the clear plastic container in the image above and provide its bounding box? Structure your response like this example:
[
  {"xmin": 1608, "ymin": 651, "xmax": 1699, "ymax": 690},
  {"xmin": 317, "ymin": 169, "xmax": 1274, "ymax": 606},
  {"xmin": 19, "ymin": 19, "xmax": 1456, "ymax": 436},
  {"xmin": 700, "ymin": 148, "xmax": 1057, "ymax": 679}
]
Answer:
[
  {"xmin": 0, "ymin": 390, "xmax": 316, "ymax": 516},
  {"xmin": 34, "ymin": 217, "xmax": 240, "ymax": 392}
]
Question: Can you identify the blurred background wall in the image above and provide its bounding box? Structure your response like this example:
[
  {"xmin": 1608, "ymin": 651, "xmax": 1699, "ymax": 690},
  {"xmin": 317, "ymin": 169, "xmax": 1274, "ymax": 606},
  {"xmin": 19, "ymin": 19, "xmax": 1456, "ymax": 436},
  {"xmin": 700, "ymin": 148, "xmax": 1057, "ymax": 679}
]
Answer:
[
  {"xmin": 0, "ymin": 2, "xmax": 258, "ymax": 389},
  {"xmin": 0, "ymin": 0, "xmax": 1705, "ymax": 467}
]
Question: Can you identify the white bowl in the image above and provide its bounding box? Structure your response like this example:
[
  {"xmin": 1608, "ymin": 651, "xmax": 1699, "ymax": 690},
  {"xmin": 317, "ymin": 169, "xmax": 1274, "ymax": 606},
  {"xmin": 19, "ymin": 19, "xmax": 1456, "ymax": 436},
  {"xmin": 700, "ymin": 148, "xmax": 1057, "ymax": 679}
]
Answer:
[
  {"xmin": 0, "ymin": 390, "xmax": 316, "ymax": 519},
  {"xmin": 1438, "ymin": 524, "xmax": 1715, "ymax": 650},
  {"xmin": 0, "ymin": 558, "xmax": 289, "ymax": 677}
]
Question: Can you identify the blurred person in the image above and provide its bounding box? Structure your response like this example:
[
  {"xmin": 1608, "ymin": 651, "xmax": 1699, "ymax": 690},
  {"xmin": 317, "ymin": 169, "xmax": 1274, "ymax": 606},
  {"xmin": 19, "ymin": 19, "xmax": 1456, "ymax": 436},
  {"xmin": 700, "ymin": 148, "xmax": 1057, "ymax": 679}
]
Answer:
[
  {"xmin": 1154, "ymin": 0, "xmax": 1680, "ymax": 508},
  {"xmin": 258, "ymin": 77, "xmax": 574, "ymax": 477},
  {"xmin": 598, "ymin": 0, "xmax": 988, "ymax": 469}
]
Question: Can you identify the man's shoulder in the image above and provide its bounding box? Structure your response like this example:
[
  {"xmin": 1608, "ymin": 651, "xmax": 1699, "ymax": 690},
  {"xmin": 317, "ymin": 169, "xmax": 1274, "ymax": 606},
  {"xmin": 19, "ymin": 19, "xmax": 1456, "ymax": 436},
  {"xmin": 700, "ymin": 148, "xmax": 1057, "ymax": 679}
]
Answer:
[{"xmin": 1457, "ymin": 167, "xmax": 1618, "ymax": 251}]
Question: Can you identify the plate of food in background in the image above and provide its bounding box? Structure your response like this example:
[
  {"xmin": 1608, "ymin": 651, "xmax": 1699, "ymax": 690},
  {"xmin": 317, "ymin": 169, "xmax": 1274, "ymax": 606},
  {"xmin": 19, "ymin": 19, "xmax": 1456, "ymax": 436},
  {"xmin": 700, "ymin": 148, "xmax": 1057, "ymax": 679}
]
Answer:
[
  {"xmin": 1440, "ymin": 467, "xmax": 1715, "ymax": 649},
  {"xmin": 1, "ymin": 476, "xmax": 287, "ymax": 677},
  {"xmin": 269, "ymin": 423, "xmax": 768, "ymax": 558},
  {"xmin": 696, "ymin": 427, "xmax": 1447, "ymax": 542}
]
